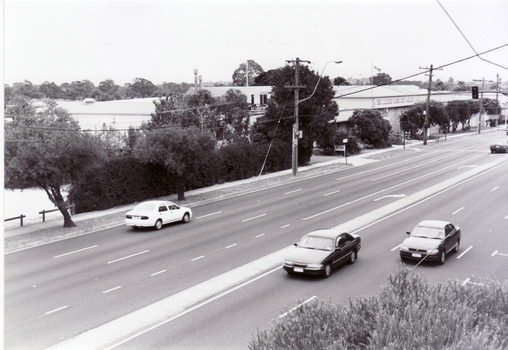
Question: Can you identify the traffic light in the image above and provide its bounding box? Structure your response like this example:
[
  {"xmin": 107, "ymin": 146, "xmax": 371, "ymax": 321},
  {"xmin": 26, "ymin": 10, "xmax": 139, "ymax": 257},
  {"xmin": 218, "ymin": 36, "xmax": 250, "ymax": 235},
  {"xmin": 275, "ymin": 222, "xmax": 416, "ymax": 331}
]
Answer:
[{"xmin": 472, "ymin": 86, "xmax": 479, "ymax": 99}]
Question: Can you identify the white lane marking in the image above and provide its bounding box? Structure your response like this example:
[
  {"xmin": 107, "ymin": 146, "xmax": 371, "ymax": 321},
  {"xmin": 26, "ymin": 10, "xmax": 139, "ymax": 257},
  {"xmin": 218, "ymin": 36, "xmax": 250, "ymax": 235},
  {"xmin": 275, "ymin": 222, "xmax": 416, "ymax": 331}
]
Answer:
[
  {"xmin": 195, "ymin": 211, "xmax": 223, "ymax": 220},
  {"xmin": 54, "ymin": 245, "xmax": 98, "ymax": 259},
  {"xmin": 492, "ymin": 250, "xmax": 498, "ymax": 256},
  {"xmin": 151, "ymin": 270, "xmax": 167, "ymax": 276},
  {"xmin": 452, "ymin": 207, "xmax": 464, "ymax": 215},
  {"xmin": 457, "ymin": 246, "xmax": 473, "ymax": 259},
  {"xmin": 107, "ymin": 250, "xmax": 150, "ymax": 264},
  {"xmin": 374, "ymin": 194, "xmax": 406, "ymax": 201},
  {"xmin": 255, "ymin": 233, "xmax": 266, "ymax": 238},
  {"xmin": 505, "ymin": 214, "xmax": 508, "ymax": 220},
  {"xmin": 462, "ymin": 278, "xmax": 485, "ymax": 287},
  {"xmin": 45, "ymin": 306, "xmax": 68, "ymax": 315},
  {"xmin": 391, "ymin": 244, "xmax": 401, "ymax": 251},
  {"xmin": 303, "ymin": 153, "xmax": 485, "ymax": 221},
  {"xmin": 191, "ymin": 256, "xmax": 205, "ymax": 262},
  {"xmin": 491, "ymin": 186, "xmax": 499, "ymax": 192},
  {"xmin": 225, "ymin": 244, "xmax": 237, "ymax": 249},
  {"xmin": 323, "ymin": 189, "xmax": 341, "ymax": 196},
  {"xmin": 458, "ymin": 165, "xmax": 477, "ymax": 169},
  {"xmin": 280, "ymin": 224, "xmax": 290, "ymax": 229},
  {"xmin": 103, "ymin": 286, "xmax": 122, "ymax": 294},
  {"xmin": 284, "ymin": 189, "xmax": 302, "ymax": 195},
  {"xmin": 242, "ymin": 213, "xmax": 266, "ymax": 222},
  {"xmin": 279, "ymin": 296, "xmax": 318, "ymax": 319},
  {"xmin": 105, "ymin": 267, "xmax": 281, "ymax": 350},
  {"xmin": 492, "ymin": 251, "xmax": 508, "ymax": 257}
]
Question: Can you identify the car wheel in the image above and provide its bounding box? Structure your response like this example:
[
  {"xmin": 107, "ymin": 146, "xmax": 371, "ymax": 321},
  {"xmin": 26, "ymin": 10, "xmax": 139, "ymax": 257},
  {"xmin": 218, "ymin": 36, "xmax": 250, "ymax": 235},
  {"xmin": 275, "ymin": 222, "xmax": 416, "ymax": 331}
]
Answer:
[
  {"xmin": 453, "ymin": 239, "xmax": 460, "ymax": 253},
  {"xmin": 181, "ymin": 212, "xmax": 190, "ymax": 223},
  {"xmin": 322, "ymin": 264, "xmax": 332, "ymax": 278},
  {"xmin": 154, "ymin": 219, "xmax": 162, "ymax": 230},
  {"xmin": 438, "ymin": 250, "xmax": 446, "ymax": 265},
  {"xmin": 491, "ymin": 150, "xmax": 495, "ymax": 154},
  {"xmin": 348, "ymin": 251, "xmax": 357, "ymax": 264}
]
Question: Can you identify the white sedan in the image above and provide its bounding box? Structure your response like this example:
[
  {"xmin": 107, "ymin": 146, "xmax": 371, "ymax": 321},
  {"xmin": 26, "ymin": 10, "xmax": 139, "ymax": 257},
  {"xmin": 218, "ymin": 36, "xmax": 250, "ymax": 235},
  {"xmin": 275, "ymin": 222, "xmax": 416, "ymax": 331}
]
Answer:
[{"xmin": 125, "ymin": 200, "xmax": 192, "ymax": 230}]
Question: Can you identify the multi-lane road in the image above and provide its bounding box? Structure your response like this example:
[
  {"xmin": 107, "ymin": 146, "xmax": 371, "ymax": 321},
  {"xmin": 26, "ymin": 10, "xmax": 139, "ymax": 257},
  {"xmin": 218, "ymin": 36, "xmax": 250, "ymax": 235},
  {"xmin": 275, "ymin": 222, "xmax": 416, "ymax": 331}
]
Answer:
[{"xmin": 5, "ymin": 131, "xmax": 508, "ymax": 350}]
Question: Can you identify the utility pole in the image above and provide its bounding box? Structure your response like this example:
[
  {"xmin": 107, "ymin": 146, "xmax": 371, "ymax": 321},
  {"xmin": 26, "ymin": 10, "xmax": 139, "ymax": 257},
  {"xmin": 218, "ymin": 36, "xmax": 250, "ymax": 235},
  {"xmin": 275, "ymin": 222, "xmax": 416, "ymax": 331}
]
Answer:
[
  {"xmin": 473, "ymin": 78, "xmax": 493, "ymax": 133},
  {"xmin": 419, "ymin": 64, "xmax": 441, "ymax": 145},
  {"xmin": 286, "ymin": 57, "xmax": 310, "ymax": 176}
]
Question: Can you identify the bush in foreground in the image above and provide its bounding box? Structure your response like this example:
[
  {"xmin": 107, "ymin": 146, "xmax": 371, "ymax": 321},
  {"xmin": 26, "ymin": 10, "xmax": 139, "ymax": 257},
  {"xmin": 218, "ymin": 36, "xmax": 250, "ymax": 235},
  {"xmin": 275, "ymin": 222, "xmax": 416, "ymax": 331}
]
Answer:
[{"xmin": 249, "ymin": 269, "xmax": 508, "ymax": 350}]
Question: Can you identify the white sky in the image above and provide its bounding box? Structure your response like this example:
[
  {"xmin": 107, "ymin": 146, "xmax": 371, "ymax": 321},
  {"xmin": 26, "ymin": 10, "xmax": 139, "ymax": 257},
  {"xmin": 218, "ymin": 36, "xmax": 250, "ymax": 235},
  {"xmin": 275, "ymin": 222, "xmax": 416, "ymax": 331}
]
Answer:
[{"xmin": 4, "ymin": 0, "xmax": 508, "ymax": 87}]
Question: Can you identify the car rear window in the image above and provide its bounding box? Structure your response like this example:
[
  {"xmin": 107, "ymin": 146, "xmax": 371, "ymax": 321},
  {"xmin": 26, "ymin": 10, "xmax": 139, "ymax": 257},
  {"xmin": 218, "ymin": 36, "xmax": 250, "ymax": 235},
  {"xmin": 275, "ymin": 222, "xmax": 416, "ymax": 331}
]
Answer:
[{"xmin": 134, "ymin": 203, "xmax": 156, "ymax": 212}]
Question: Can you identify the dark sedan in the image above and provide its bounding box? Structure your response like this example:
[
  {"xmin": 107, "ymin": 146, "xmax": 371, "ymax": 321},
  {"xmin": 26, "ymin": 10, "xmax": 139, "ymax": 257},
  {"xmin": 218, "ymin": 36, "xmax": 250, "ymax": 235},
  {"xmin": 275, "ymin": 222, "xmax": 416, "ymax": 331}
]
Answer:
[
  {"xmin": 400, "ymin": 220, "xmax": 461, "ymax": 265},
  {"xmin": 283, "ymin": 229, "xmax": 361, "ymax": 278},
  {"xmin": 490, "ymin": 139, "xmax": 508, "ymax": 153}
]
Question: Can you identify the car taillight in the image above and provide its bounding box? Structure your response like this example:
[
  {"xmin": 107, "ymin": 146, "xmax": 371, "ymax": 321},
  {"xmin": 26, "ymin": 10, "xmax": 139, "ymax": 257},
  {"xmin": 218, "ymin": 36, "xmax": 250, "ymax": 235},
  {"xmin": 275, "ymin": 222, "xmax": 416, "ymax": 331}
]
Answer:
[
  {"xmin": 141, "ymin": 216, "xmax": 149, "ymax": 220},
  {"xmin": 126, "ymin": 215, "xmax": 132, "ymax": 219}
]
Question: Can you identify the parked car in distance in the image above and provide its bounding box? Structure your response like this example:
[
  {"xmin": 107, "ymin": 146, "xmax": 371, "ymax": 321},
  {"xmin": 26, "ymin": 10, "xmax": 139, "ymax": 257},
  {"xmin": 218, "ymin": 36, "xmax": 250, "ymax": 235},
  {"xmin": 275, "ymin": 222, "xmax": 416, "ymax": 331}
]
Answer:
[
  {"xmin": 400, "ymin": 220, "xmax": 460, "ymax": 265},
  {"xmin": 283, "ymin": 229, "xmax": 361, "ymax": 278},
  {"xmin": 490, "ymin": 139, "xmax": 508, "ymax": 153},
  {"xmin": 125, "ymin": 200, "xmax": 192, "ymax": 230}
]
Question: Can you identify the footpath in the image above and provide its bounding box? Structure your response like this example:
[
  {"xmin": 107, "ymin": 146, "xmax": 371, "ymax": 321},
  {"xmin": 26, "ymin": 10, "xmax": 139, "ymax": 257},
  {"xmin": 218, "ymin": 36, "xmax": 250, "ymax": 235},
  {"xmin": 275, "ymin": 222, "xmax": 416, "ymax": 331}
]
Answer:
[{"xmin": 7, "ymin": 134, "xmax": 484, "ymax": 350}]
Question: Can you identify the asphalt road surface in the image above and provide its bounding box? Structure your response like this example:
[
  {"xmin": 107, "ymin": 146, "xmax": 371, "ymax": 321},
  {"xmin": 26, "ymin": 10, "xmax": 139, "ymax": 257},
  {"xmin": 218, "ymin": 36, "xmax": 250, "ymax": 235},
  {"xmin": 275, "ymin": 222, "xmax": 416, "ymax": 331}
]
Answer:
[{"xmin": 5, "ymin": 131, "xmax": 508, "ymax": 350}]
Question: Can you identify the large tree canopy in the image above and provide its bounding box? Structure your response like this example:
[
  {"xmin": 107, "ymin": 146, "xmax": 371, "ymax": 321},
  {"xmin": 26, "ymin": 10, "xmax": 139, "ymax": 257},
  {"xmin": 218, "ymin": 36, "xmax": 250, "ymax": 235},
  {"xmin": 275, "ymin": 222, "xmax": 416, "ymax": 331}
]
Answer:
[
  {"xmin": 232, "ymin": 60, "xmax": 264, "ymax": 86},
  {"xmin": 4, "ymin": 99, "xmax": 102, "ymax": 227},
  {"xmin": 132, "ymin": 127, "xmax": 216, "ymax": 200},
  {"xmin": 252, "ymin": 64, "xmax": 338, "ymax": 165},
  {"xmin": 348, "ymin": 109, "xmax": 391, "ymax": 148}
]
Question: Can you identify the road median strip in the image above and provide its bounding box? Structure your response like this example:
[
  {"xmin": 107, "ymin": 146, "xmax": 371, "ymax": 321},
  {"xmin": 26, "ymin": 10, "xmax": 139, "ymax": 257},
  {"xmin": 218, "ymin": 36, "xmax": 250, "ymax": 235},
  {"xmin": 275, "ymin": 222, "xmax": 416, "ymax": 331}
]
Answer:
[{"xmin": 47, "ymin": 156, "xmax": 508, "ymax": 350}]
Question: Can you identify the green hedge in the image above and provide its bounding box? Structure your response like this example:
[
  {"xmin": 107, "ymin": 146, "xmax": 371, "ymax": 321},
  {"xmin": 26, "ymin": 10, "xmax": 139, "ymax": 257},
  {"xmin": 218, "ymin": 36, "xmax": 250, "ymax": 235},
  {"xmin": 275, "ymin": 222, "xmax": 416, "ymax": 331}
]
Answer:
[
  {"xmin": 68, "ymin": 141, "xmax": 293, "ymax": 213},
  {"xmin": 249, "ymin": 269, "xmax": 508, "ymax": 350}
]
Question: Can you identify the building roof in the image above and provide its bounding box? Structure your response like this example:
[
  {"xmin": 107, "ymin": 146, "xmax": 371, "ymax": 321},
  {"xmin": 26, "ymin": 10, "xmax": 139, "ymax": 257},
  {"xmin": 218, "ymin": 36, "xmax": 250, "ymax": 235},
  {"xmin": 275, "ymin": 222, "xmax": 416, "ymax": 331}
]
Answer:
[{"xmin": 185, "ymin": 86, "xmax": 272, "ymax": 97}]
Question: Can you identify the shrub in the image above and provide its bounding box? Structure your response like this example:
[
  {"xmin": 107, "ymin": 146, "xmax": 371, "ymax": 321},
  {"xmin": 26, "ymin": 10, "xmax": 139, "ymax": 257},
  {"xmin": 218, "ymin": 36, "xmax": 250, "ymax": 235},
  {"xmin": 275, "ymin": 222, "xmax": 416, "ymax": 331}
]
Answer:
[{"xmin": 249, "ymin": 269, "xmax": 508, "ymax": 350}]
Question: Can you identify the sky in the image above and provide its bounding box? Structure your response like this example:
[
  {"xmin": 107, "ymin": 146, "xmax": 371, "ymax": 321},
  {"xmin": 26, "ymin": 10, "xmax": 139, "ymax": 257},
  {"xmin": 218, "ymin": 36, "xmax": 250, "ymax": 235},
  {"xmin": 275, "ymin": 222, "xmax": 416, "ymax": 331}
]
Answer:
[{"xmin": 3, "ymin": 0, "xmax": 508, "ymax": 87}]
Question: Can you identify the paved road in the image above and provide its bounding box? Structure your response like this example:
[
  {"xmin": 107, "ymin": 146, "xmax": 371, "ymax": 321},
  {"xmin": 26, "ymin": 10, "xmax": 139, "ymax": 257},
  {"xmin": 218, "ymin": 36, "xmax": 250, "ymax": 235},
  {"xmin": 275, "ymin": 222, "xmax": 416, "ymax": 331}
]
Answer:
[{"xmin": 4, "ymin": 131, "xmax": 508, "ymax": 350}]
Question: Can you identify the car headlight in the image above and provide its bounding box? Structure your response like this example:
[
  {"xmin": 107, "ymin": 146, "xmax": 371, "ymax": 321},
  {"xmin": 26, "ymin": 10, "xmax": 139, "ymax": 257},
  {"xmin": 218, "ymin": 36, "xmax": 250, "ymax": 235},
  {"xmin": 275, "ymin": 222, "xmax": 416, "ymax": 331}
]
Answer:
[
  {"xmin": 307, "ymin": 263, "xmax": 323, "ymax": 269},
  {"xmin": 427, "ymin": 249, "xmax": 439, "ymax": 254},
  {"xmin": 284, "ymin": 260, "xmax": 294, "ymax": 266},
  {"xmin": 400, "ymin": 245, "xmax": 409, "ymax": 251}
]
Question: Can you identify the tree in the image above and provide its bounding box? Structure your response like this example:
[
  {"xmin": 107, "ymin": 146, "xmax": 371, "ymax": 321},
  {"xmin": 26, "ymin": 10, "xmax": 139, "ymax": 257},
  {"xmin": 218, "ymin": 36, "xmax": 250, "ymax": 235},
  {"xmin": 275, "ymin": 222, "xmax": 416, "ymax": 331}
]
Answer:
[
  {"xmin": 333, "ymin": 77, "xmax": 351, "ymax": 86},
  {"xmin": 130, "ymin": 78, "xmax": 158, "ymax": 98},
  {"xmin": 98, "ymin": 79, "xmax": 120, "ymax": 101},
  {"xmin": 399, "ymin": 101, "xmax": 450, "ymax": 136},
  {"xmin": 232, "ymin": 60, "xmax": 264, "ymax": 86},
  {"xmin": 132, "ymin": 127, "xmax": 216, "ymax": 200},
  {"xmin": 371, "ymin": 73, "xmax": 392, "ymax": 86},
  {"xmin": 252, "ymin": 64, "xmax": 338, "ymax": 165},
  {"xmin": 215, "ymin": 89, "xmax": 251, "ymax": 143},
  {"xmin": 39, "ymin": 81, "xmax": 63, "ymax": 99},
  {"xmin": 68, "ymin": 80, "xmax": 96, "ymax": 100},
  {"xmin": 348, "ymin": 109, "xmax": 391, "ymax": 148},
  {"xmin": 4, "ymin": 99, "xmax": 102, "ymax": 227},
  {"xmin": 254, "ymin": 69, "xmax": 277, "ymax": 86}
]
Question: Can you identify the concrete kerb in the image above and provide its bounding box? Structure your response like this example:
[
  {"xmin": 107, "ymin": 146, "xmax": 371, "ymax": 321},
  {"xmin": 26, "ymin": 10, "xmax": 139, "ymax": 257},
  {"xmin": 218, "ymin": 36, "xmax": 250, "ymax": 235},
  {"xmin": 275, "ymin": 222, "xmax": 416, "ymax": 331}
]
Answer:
[{"xmin": 45, "ymin": 141, "xmax": 507, "ymax": 350}]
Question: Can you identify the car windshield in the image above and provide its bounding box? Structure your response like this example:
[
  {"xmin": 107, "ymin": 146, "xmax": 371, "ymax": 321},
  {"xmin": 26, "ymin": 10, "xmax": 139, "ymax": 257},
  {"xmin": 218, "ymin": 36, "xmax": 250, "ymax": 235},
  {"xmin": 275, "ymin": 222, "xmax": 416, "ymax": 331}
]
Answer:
[
  {"xmin": 411, "ymin": 226, "xmax": 445, "ymax": 239},
  {"xmin": 133, "ymin": 202, "xmax": 156, "ymax": 212},
  {"xmin": 299, "ymin": 236, "xmax": 334, "ymax": 251}
]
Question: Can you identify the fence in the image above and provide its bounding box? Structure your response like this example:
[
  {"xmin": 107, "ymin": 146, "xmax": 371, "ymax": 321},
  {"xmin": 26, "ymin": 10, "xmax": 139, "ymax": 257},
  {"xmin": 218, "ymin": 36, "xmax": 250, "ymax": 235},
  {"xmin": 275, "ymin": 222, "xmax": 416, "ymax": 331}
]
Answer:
[{"xmin": 4, "ymin": 204, "xmax": 75, "ymax": 227}]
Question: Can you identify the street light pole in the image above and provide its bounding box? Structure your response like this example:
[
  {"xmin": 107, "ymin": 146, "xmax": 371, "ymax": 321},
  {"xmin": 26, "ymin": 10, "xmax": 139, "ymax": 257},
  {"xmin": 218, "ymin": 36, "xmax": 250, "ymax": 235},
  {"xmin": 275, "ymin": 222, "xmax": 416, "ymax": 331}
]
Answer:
[{"xmin": 286, "ymin": 59, "xmax": 342, "ymax": 176}]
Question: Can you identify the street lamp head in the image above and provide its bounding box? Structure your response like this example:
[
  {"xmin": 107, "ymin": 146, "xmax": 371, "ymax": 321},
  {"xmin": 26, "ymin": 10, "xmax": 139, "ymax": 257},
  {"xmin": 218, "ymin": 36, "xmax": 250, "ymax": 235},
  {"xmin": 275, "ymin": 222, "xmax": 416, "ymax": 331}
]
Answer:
[{"xmin": 335, "ymin": 61, "xmax": 343, "ymax": 64}]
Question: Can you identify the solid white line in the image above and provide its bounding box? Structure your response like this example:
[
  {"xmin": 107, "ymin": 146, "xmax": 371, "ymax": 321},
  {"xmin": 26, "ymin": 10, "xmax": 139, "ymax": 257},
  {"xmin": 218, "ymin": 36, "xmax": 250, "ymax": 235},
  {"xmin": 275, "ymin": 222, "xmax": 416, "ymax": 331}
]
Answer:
[
  {"xmin": 103, "ymin": 286, "xmax": 122, "ymax": 294},
  {"xmin": 452, "ymin": 207, "xmax": 464, "ymax": 215},
  {"xmin": 241, "ymin": 213, "xmax": 266, "ymax": 222},
  {"xmin": 191, "ymin": 256, "xmax": 205, "ymax": 262},
  {"xmin": 104, "ymin": 267, "xmax": 282, "ymax": 350},
  {"xmin": 284, "ymin": 189, "xmax": 302, "ymax": 195},
  {"xmin": 151, "ymin": 270, "xmax": 167, "ymax": 276},
  {"xmin": 457, "ymin": 245, "xmax": 473, "ymax": 259},
  {"xmin": 195, "ymin": 211, "xmax": 223, "ymax": 220},
  {"xmin": 107, "ymin": 250, "xmax": 150, "ymax": 264},
  {"xmin": 280, "ymin": 224, "xmax": 290, "ymax": 229},
  {"xmin": 495, "ymin": 252, "xmax": 508, "ymax": 257},
  {"xmin": 225, "ymin": 244, "xmax": 237, "ymax": 249},
  {"xmin": 279, "ymin": 296, "xmax": 317, "ymax": 318},
  {"xmin": 255, "ymin": 233, "xmax": 266, "ymax": 238},
  {"xmin": 45, "ymin": 306, "xmax": 68, "ymax": 315},
  {"xmin": 391, "ymin": 244, "xmax": 401, "ymax": 251},
  {"xmin": 54, "ymin": 245, "xmax": 98, "ymax": 258},
  {"xmin": 323, "ymin": 189, "xmax": 341, "ymax": 196}
]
